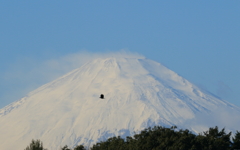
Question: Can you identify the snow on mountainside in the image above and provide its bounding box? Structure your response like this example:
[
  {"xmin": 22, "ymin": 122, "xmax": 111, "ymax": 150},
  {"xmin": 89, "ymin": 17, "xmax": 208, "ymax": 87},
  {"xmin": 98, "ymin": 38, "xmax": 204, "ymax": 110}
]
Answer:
[{"xmin": 0, "ymin": 57, "xmax": 240, "ymax": 150}]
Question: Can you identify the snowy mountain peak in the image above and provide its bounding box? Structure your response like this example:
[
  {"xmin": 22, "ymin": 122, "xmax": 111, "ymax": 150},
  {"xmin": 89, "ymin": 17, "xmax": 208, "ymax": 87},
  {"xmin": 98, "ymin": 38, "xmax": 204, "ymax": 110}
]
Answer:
[{"xmin": 0, "ymin": 56, "xmax": 239, "ymax": 150}]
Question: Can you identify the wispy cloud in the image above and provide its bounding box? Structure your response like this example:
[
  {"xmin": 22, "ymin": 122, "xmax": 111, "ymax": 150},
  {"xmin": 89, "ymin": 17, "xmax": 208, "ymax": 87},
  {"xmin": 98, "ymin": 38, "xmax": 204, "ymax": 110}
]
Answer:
[
  {"xmin": 0, "ymin": 50, "xmax": 143, "ymax": 108},
  {"xmin": 215, "ymin": 81, "xmax": 232, "ymax": 99},
  {"xmin": 180, "ymin": 106, "xmax": 240, "ymax": 134}
]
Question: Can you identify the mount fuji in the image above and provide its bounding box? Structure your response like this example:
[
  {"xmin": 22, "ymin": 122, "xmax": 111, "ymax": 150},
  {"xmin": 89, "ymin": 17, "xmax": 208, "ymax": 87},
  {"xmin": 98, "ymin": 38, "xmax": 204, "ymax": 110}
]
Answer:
[{"xmin": 0, "ymin": 56, "xmax": 240, "ymax": 149}]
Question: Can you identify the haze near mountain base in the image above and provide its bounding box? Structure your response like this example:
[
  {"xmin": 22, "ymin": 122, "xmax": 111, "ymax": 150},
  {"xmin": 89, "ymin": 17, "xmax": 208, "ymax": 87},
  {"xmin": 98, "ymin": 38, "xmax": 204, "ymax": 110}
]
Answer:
[{"xmin": 0, "ymin": 54, "xmax": 240, "ymax": 150}]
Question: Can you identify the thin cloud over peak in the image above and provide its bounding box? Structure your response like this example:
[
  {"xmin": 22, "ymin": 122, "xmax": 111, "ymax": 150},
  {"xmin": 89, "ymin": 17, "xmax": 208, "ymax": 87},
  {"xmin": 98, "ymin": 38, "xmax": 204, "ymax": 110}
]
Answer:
[{"xmin": 0, "ymin": 50, "xmax": 143, "ymax": 108}]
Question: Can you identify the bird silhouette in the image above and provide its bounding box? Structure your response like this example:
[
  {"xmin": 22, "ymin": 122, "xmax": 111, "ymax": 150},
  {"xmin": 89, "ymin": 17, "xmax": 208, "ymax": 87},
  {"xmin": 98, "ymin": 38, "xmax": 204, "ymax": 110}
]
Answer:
[{"xmin": 100, "ymin": 94, "xmax": 104, "ymax": 99}]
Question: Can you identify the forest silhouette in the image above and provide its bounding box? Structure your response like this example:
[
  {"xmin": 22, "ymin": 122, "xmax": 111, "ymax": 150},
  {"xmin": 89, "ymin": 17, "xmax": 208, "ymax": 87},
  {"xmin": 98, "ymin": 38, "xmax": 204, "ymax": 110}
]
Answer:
[{"xmin": 25, "ymin": 126, "xmax": 240, "ymax": 150}]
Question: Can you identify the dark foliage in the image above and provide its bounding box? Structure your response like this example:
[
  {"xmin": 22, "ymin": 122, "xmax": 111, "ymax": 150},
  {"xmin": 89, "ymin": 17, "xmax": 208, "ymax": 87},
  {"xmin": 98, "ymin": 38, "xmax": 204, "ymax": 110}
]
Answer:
[
  {"xmin": 25, "ymin": 126, "xmax": 240, "ymax": 150},
  {"xmin": 232, "ymin": 131, "xmax": 240, "ymax": 150},
  {"xmin": 61, "ymin": 145, "xmax": 71, "ymax": 150},
  {"xmin": 74, "ymin": 145, "xmax": 86, "ymax": 150},
  {"xmin": 61, "ymin": 145, "xmax": 86, "ymax": 150},
  {"xmin": 25, "ymin": 139, "xmax": 47, "ymax": 150},
  {"xmin": 91, "ymin": 126, "xmax": 233, "ymax": 150}
]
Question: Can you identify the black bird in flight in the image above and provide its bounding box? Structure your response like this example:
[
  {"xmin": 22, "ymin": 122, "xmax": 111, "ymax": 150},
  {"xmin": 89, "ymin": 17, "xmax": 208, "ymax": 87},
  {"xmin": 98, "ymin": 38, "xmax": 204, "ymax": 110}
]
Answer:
[{"xmin": 100, "ymin": 94, "xmax": 104, "ymax": 99}]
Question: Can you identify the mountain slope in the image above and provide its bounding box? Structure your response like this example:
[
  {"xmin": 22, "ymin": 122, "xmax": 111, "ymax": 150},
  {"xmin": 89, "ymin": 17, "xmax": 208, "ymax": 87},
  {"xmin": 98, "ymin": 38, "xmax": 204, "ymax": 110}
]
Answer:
[{"xmin": 0, "ymin": 57, "xmax": 239, "ymax": 149}]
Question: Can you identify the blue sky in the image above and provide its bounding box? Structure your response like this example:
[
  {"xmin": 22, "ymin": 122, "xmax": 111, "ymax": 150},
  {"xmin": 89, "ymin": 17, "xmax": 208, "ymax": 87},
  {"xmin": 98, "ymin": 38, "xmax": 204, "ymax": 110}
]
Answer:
[{"xmin": 0, "ymin": 1, "xmax": 240, "ymax": 108}]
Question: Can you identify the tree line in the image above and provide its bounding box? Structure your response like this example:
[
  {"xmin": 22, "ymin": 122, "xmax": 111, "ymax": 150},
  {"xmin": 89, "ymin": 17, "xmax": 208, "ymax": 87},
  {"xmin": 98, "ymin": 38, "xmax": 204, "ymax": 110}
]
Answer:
[{"xmin": 25, "ymin": 126, "xmax": 240, "ymax": 150}]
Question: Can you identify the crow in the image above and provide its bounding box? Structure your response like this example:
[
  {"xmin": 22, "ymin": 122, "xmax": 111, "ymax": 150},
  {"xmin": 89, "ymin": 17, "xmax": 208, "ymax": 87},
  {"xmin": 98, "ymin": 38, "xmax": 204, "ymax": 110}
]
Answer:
[{"xmin": 100, "ymin": 94, "xmax": 104, "ymax": 99}]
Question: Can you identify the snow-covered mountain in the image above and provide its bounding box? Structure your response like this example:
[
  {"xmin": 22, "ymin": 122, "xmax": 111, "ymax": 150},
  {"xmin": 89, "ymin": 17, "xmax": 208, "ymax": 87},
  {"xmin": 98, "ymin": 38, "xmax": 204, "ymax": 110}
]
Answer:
[{"xmin": 0, "ymin": 57, "xmax": 240, "ymax": 149}]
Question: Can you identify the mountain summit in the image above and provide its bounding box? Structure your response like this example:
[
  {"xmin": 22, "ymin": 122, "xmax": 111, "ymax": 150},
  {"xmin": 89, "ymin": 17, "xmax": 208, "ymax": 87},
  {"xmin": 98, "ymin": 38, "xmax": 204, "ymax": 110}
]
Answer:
[{"xmin": 0, "ymin": 57, "xmax": 239, "ymax": 149}]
